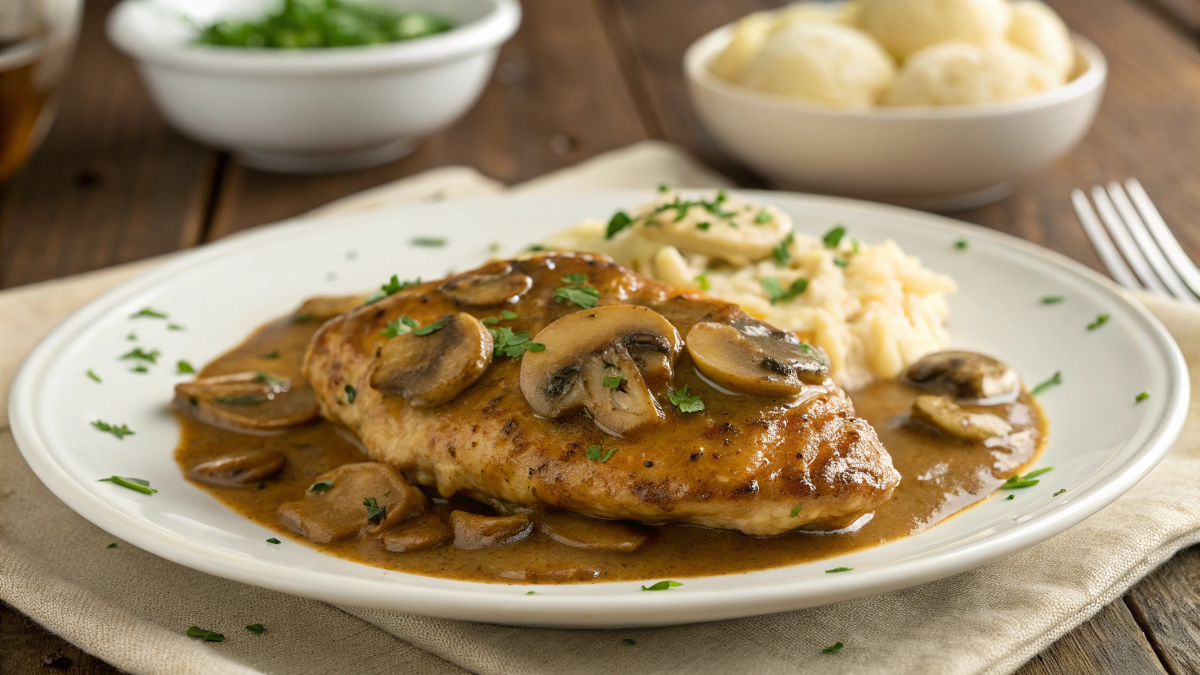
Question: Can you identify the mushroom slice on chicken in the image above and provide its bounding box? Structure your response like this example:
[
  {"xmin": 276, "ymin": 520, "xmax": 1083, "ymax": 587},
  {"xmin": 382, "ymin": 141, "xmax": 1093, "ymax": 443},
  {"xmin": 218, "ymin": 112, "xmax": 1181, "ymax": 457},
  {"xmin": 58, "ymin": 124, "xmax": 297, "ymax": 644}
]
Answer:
[
  {"xmin": 911, "ymin": 394, "xmax": 1013, "ymax": 441},
  {"xmin": 906, "ymin": 351, "xmax": 1021, "ymax": 401},
  {"xmin": 174, "ymin": 371, "xmax": 318, "ymax": 431},
  {"xmin": 278, "ymin": 462, "xmax": 426, "ymax": 544},
  {"xmin": 450, "ymin": 511, "xmax": 533, "ymax": 550},
  {"xmin": 520, "ymin": 305, "xmax": 683, "ymax": 436},
  {"xmin": 370, "ymin": 312, "xmax": 493, "ymax": 407},
  {"xmin": 535, "ymin": 512, "xmax": 649, "ymax": 552},
  {"xmin": 382, "ymin": 513, "xmax": 453, "ymax": 552},
  {"xmin": 187, "ymin": 450, "xmax": 285, "ymax": 486},
  {"xmin": 686, "ymin": 319, "xmax": 829, "ymax": 398},
  {"xmin": 439, "ymin": 266, "xmax": 533, "ymax": 306}
]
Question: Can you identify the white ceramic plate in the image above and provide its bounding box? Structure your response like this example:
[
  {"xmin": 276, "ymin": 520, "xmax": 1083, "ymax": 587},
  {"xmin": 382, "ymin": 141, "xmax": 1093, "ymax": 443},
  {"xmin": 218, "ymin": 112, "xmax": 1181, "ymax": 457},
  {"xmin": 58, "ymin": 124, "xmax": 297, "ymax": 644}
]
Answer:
[{"xmin": 9, "ymin": 191, "xmax": 1188, "ymax": 628}]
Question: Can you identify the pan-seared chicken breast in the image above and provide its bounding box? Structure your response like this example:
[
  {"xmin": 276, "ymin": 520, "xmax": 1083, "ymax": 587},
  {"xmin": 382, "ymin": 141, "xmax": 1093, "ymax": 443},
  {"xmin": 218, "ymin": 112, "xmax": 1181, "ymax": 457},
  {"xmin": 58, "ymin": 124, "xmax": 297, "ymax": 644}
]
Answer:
[{"xmin": 303, "ymin": 254, "xmax": 899, "ymax": 536}]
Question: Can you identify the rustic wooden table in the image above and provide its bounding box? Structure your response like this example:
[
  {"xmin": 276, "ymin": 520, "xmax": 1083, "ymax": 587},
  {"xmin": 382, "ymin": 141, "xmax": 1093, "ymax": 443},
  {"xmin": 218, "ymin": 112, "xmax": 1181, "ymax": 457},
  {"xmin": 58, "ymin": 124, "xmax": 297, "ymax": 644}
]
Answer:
[{"xmin": 3, "ymin": 0, "xmax": 1199, "ymax": 672}]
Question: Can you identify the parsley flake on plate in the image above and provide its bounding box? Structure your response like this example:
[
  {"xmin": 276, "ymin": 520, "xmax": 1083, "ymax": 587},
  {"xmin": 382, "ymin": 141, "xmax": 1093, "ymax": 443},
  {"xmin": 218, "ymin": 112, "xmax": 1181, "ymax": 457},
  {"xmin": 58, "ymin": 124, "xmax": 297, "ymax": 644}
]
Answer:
[
  {"xmin": 176, "ymin": 360, "xmax": 195, "ymax": 374},
  {"xmin": 760, "ymin": 277, "xmax": 808, "ymax": 304},
  {"xmin": 1005, "ymin": 495, "xmax": 1015, "ymax": 501},
  {"xmin": 308, "ymin": 480, "xmax": 334, "ymax": 493},
  {"xmin": 822, "ymin": 225, "xmax": 845, "ymax": 248},
  {"xmin": 1000, "ymin": 467, "xmax": 1052, "ymax": 490},
  {"xmin": 246, "ymin": 623, "xmax": 265, "ymax": 635},
  {"xmin": 1087, "ymin": 313, "xmax": 1110, "ymax": 331},
  {"xmin": 120, "ymin": 347, "xmax": 160, "ymax": 364},
  {"xmin": 92, "ymin": 420, "xmax": 134, "ymax": 439},
  {"xmin": 954, "ymin": 239, "xmax": 969, "ymax": 250},
  {"xmin": 1136, "ymin": 391, "xmax": 1150, "ymax": 403},
  {"xmin": 1040, "ymin": 295, "xmax": 1065, "ymax": 305},
  {"xmin": 411, "ymin": 237, "xmax": 446, "ymax": 247},
  {"xmin": 168, "ymin": 323, "xmax": 184, "ymax": 331},
  {"xmin": 773, "ymin": 232, "xmax": 794, "ymax": 265},
  {"xmin": 186, "ymin": 626, "xmax": 224, "ymax": 642},
  {"xmin": 825, "ymin": 567, "xmax": 853, "ymax": 573},
  {"xmin": 641, "ymin": 580, "xmax": 682, "ymax": 591},
  {"xmin": 87, "ymin": 369, "xmax": 102, "ymax": 383},
  {"xmin": 822, "ymin": 642, "xmax": 844, "ymax": 654},
  {"xmin": 1031, "ymin": 370, "xmax": 1062, "ymax": 395},
  {"xmin": 98, "ymin": 476, "xmax": 157, "ymax": 495},
  {"xmin": 623, "ymin": 638, "xmax": 637, "ymax": 646},
  {"xmin": 130, "ymin": 307, "xmax": 167, "ymax": 319},
  {"xmin": 107, "ymin": 542, "xmax": 118, "ymax": 548},
  {"xmin": 667, "ymin": 385, "xmax": 704, "ymax": 413},
  {"xmin": 586, "ymin": 445, "xmax": 616, "ymax": 463},
  {"xmin": 1054, "ymin": 489, "xmax": 1067, "ymax": 497},
  {"xmin": 266, "ymin": 538, "xmax": 280, "ymax": 545}
]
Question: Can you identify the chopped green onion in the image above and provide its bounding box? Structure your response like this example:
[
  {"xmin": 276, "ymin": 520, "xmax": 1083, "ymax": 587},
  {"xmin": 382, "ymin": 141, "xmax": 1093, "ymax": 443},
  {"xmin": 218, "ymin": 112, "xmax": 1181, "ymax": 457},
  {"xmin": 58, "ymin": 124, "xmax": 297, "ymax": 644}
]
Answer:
[
  {"xmin": 825, "ymin": 567, "xmax": 853, "ymax": 573},
  {"xmin": 641, "ymin": 580, "xmax": 682, "ymax": 591},
  {"xmin": 98, "ymin": 476, "xmax": 156, "ymax": 495},
  {"xmin": 130, "ymin": 307, "xmax": 167, "ymax": 319},
  {"xmin": 308, "ymin": 480, "xmax": 334, "ymax": 493},
  {"xmin": 266, "ymin": 538, "xmax": 280, "ymax": 545},
  {"xmin": 1087, "ymin": 313, "xmax": 1110, "ymax": 331},
  {"xmin": 87, "ymin": 369, "xmax": 102, "ymax": 383},
  {"xmin": 1040, "ymin": 295, "xmax": 1065, "ymax": 305},
  {"xmin": 1031, "ymin": 370, "xmax": 1062, "ymax": 395},
  {"xmin": 246, "ymin": 623, "xmax": 265, "ymax": 635}
]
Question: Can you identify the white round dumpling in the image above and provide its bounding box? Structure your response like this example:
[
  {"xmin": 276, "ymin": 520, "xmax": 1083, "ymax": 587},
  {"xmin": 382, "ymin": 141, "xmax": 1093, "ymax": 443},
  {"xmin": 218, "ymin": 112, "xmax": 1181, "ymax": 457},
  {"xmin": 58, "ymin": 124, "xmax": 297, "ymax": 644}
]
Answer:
[
  {"xmin": 737, "ymin": 21, "xmax": 897, "ymax": 109},
  {"xmin": 1008, "ymin": 0, "xmax": 1075, "ymax": 81},
  {"xmin": 885, "ymin": 41, "xmax": 1062, "ymax": 106},
  {"xmin": 859, "ymin": 0, "xmax": 1013, "ymax": 60},
  {"xmin": 710, "ymin": 11, "xmax": 775, "ymax": 82}
]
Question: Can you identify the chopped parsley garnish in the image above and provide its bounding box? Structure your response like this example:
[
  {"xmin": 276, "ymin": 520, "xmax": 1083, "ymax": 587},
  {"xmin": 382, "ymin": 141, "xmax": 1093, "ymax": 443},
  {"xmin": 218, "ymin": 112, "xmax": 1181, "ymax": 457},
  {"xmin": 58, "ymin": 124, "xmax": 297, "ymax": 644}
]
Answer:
[
  {"xmin": 696, "ymin": 221, "xmax": 711, "ymax": 231},
  {"xmin": 490, "ymin": 326, "xmax": 545, "ymax": 358},
  {"xmin": 381, "ymin": 315, "xmax": 420, "ymax": 337},
  {"xmin": 266, "ymin": 538, "xmax": 280, "ymax": 545},
  {"xmin": 602, "ymin": 375, "xmax": 624, "ymax": 389},
  {"xmin": 107, "ymin": 542, "xmax": 117, "ymax": 548},
  {"xmin": 482, "ymin": 310, "xmax": 519, "ymax": 325},
  {"xmin": 120, "ymin": 347, "xmax": 160, "ymax": 364},
  {"xmin": 130, "ymin": 365, "xmax": 149, "ymax": 374},
  {"xmin": 168, "ymin": 324, "xmax": 184, "ymax": 331},
  {"xmin": 1005, "ymin": 495, "xmax": 1015, "ymax": 500},
  {"xmin": 528, "ymin": 244, "xmax": 546, "ymax": 252},
  {"xmin": 825, "ymin": 567, "xmax": 853, "ymax": 573},
  {"xmin": 1087, "ymin": 313, "xmax": 1110, "ymax": 331},
  {"xmin": 1136, "ymin": 391, "xmax": 1150, "ymax": 403},
  {"xmin": 823, "ymin": 225, "xmax": 845, "ymax": 248},
  {"xmin": 92, "ymin": 420, "xmax": 134, "ymax": 439},
  {"xmin": 586, "ymin": 445, "xmax": 616, "ymax": 462},
  {"xmin": 641, "ymin": 580, "xmax": 682, "ymax": 591},
  {"xmin": 291, "ymin": 311, "xmax": 314, "ymax": 323},
  {"xmin": 606, "ymin": 211, "xmax": 634, "ymax": 239},
  {"xmin": 127, "ymin": 333, "xmax": 137, "ymax": 341},
  {"xmin": 177, "ymin": 360, "xmax": 195, "ymax": 374},
  {"xmin": 87, "ymin": 369, "xmax": 102, "ymax": 383},
  {"xmin": 822, "ymin": 642, "xmax": 843, "ymax": 654},
  {"xmin": 1000, "ymin": 467, "xmax": 1051, "ymax": 490},
  {"xmin": 658, "ymin": 183, "xmax": 670, "ymax": 193},
  {"xmin": 412, "ymin": 318, "xmax": 447, "ymax": 336},
  {"xmin": 1040, "ymin": 295, "xmax": 1065, "ymax": 305},
  {"xmin": 622, "ymin": 637, "xmax": 637, "ymax": 646},
  {"xmin": 411, "ymin": 237, "xmax": 446, "ymax": 247},
  {"xmin": 185, "ymin": 626, "xmax": 224, "ymax": 642},
  {"xmin": 1053, "ymin": 489, "xmax": 1067, "ymax": 497},
  {"xmin": 1023, "ymin": 467, "xmax": 1054, "ymax": 479},
  {"xmin": 554, "ymin": 274, "xmax": 600, "ymax": 309},
  {"xmin": 773, "ymin": 233, "xmax": 794, "ymax": 265},
  {"xmin": 760, "ymin": 277, "xmax": 808, "ymax": 304},
  {"xmin": 696, "ymin": 273, "xmax": 711, "ymax": 291},
  {"xmin": 130, "ymin": 307, "xmax": 167, "ymax": 319},
  {"xmin": 954, "ymin": 239, "xmax": 969, "ymax": 250},
  {"xmin": 345, "ymin": 384, "xmax": 357, "ymax": 403},
  {"xmin": 363, "ymin": 497, "xmax": 386, "ymax": 524},
  {"xmin": 216, "ymin": 394, "xmax": 269, "ymax": 406},
  {"xmin": 261, "ymin": 350, "xmax": 281, "ymax": 359},
  {"xmin": 789, "ymin": 504, "xmax": 802, "ymax": 518},
  {"xmin": 246, "ymin": 623, "xmax": 265, "ymax": 634},
  {"xmin": 851, "ymin": 238, "xmax": 860, "ymax": 254},
  {"xmin": 526, "ymin": 591, "xmax": 536, "ymax": 595},
  {"xmin": 98, "ymin": 476, "xmax": 156, "ymax": 495},
  {"xmin": 1031, "ymin": 370, "xmax": 1062, "ymax": 395},
  {"xmin": 308, "ymin": 480, "xmax": 334, "ymax": 493},
  {"xmin": 755, "ymin": 209, "xmax": 773, "ymax": 224},
  {"xmin": 667, "ymin": 386, "xmax": 704, "ymax": 413},
  {"xmin": 368, "ymin": 274, "xmax": 420, "ymax": 303}
]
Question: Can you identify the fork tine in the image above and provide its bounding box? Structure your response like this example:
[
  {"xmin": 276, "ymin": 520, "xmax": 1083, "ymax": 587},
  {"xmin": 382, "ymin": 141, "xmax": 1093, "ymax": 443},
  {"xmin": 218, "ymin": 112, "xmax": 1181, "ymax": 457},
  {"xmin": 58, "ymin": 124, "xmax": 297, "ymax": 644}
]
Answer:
[
  {"xmin": 1089, "ymin": 185, "xmax": 1170, "ymax": 295},
  {"xmin": 1071, "ymin": 189, "xmax": 1142, "ymax": 290},
  {"xmin": 1126, "ymin": 178, "xmax": 1200, "ymax": 298},
  {"xmin": 1106, "ymin": 181, "xmax": 1196, "ymax": 303}
]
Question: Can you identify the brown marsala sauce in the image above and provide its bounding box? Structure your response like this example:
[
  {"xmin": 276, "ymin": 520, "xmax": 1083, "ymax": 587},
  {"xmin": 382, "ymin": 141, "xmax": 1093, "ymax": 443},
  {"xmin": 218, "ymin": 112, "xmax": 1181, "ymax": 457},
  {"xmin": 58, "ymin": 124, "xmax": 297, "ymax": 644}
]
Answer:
[{"xmin": 174, "ymin": 312, "xmax": 1047, "ymax": 584}]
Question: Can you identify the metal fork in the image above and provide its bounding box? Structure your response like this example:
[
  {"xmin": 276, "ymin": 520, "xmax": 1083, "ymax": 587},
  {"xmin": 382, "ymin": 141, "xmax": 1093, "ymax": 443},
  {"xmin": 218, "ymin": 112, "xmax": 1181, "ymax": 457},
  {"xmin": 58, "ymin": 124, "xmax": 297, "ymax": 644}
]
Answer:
[{"xmin": 1072, "ymin": 179, "xmax": 1200, "ymax": 304}]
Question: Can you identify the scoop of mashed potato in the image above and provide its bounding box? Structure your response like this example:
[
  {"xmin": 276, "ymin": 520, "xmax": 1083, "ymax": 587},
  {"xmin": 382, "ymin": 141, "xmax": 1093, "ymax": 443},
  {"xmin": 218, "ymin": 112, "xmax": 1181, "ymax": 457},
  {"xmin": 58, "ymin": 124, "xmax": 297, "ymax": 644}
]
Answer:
[
  {"xmin": 711, "ymin": 3, "xmax": 862, "ymax": 82},
  {"xmin": 737, "ymin": 21, "xmax": 896, "ymax": 108},
  {"xmin": 885, "ymin": 41, "xmax": 1061, "ymax": 106},
  {"xmin": 859, "ymin": 0, "xmax": 1012, "ymax": 60},
  {"xmin": 1008, "ymin": 0, "xmax": 1075, "ymax": 81}
]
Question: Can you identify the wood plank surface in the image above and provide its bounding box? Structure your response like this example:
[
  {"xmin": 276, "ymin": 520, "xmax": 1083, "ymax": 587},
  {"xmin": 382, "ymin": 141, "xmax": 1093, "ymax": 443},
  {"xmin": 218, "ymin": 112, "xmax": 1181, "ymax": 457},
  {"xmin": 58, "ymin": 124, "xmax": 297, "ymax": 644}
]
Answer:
[
  {"xmin": 1126, "ymin": 546, "xmax": 1200, "ymax": 674},
  {"xmin": 0, "ymin": 0, "xmax": 216, "ymax": 290},
  {"xmin": 1016, "ymin": 601, "xmax": 1168, "ymax": 675},
  {"xmin": 205, "ymin": 0, "xmax": 648, "ymax": 239}
]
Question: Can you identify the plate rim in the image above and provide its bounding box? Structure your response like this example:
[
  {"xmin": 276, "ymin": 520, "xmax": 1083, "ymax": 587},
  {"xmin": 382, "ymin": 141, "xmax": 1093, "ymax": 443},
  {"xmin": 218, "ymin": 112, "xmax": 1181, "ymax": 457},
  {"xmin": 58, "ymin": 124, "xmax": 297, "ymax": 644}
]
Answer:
[{"xmin": 8, "ymin": 189, "xmax": 1189, "ymax": 627}]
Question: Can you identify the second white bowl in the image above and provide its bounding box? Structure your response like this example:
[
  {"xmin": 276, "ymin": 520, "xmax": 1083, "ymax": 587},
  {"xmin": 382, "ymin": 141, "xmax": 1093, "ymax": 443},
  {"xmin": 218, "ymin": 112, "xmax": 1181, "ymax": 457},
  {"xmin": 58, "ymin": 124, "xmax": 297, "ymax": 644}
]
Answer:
[{"xmin": 685, "ymin": 24, "xmax": 1107, "ymax": 211}]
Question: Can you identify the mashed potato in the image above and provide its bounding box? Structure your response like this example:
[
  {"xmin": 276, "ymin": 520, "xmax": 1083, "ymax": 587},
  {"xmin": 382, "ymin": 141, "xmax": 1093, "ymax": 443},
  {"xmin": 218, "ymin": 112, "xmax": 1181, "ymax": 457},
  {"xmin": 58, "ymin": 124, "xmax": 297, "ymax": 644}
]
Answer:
[
  {"xmin": 737, "ymin": 21, "xmax": 896, "ymax": 108},
  {"xmin": 539, "ymin": 190, "xmax": 957, "ymax": 390},
  {"xmin": 886, "ymin": 41, "xmax": 1061, "ymax": 106},
  {"xmin": 1008, "ymin": 0, "xmax": 1075, "ymax": 81},
  {"xmin": 859, "ymin": 0, "xmax": 1012, "ymax": 60}
]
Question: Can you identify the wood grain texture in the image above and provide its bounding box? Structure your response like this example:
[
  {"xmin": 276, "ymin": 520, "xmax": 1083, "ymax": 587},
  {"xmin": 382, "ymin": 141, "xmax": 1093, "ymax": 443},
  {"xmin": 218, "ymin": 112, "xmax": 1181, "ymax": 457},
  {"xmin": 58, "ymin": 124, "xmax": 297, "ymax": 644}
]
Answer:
[
  {"xmin": 1015, "ymin": 601, "xmax": 1168, "ymax": 674},
  {"xmin": 1126, "ymin": 545, "xmax": 1200, "ymax": 675},
  {"xmin": 205, "ymin": 0, "xmax": 648, "ymax": 240},
  {"xmin": 0, "ymin": 0, "xmax": 217, "ymax": 290},
  {"xmin": 0, "ymin": 601, "xmax": 124, "ymax": 675}
]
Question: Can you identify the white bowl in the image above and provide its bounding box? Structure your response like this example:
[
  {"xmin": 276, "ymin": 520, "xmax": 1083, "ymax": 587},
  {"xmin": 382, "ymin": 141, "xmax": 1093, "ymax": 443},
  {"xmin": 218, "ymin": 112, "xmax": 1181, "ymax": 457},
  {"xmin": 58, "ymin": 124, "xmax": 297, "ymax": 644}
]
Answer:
[
  {"xmin": 107, "ymin": 0, "xmax": 520, "ymax": 174},
  {"xmin": 684, "ymin": 25, "xmax": 1107, "ymax": 211}
]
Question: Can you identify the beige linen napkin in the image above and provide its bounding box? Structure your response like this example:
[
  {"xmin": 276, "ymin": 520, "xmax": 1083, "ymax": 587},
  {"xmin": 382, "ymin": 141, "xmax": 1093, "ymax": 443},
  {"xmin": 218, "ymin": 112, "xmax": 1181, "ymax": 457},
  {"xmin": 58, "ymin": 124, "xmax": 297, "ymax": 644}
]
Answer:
[{"xmin": 2, "ymin": 141, "xmax": 1197, "ymax": 675}]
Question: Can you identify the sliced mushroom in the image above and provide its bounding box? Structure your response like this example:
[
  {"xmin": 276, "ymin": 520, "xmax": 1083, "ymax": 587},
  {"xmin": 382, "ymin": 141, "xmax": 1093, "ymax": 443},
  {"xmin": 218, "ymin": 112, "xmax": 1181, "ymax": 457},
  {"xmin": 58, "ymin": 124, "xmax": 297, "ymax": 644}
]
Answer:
[
  {"xmin": 370, "ymin": 312, "xmax": 493, "ymax": 407},
  {"xmin": 535, "ymin": 512, "xmax": 649, "ymax": 552},
  {"xmin": 187, "ymin": 450, "xmax": 285, "ymax": 486},
  {"xmin": 382, "ymin": 513, "xmax": 453, "ymax": 552},
  {"xmin": 906, "ymin": 351, "xmax": 1021, "ymax": 401},
  {"xmin": 439, "ymin": 268, "xmax": 532, "ymax": 306},
  {"xmin": 686, "ymin": 319, "xmax": 829, "ymax": 398},
  {"xmin": 174, "ymin": 371, "xmax": 318, "ymax": 431},
  {"xmin": 450, "ymin": 511, "xmax": 533, "ymax": 550},
  {"xmin": 520, "ymin": 305, "xmax": 683, "ymax": 436},
  {"xmin": 277, "ymin": 462, "xmax": 425, "ymax": 544},
  {"xmin": 911, "ymin": 394, "xmax": 1013, "ymax": 441},
  {"xmin": 293, "ymin": 295, "xmax": 365, "ymax": 323}
]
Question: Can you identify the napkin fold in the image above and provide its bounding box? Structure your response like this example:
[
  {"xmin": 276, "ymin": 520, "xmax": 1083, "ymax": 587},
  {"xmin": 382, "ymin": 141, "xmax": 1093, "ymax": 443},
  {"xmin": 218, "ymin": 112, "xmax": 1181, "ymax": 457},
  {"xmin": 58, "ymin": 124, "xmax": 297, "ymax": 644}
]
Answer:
[{"xmin": 2, "ymin": 140, "xmax": 1196, "ymax": 675}]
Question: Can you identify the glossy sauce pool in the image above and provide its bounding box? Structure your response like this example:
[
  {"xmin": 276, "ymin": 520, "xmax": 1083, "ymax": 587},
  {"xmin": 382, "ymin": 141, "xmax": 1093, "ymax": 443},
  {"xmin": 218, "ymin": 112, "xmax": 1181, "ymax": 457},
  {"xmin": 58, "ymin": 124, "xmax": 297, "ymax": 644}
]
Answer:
[{"xmin": 175, "ymin": 315, "xmax": 1047, "ymax": 584}]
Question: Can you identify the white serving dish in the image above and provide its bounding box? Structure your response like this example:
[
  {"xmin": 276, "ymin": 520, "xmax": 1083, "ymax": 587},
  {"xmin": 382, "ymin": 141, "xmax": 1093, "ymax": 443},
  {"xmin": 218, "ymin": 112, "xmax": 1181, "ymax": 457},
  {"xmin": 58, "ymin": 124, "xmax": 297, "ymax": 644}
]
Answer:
[
  {"xmin": 8, "ymin": 190, "xmax": 1187, "ymax": 628},
  {"xmin": 107, "ymin": 0, "xmax": 520, "ymax": 174},
  {"xmin": 684, "ymin": 25, "xmax": 1107, "ymax": 211}
]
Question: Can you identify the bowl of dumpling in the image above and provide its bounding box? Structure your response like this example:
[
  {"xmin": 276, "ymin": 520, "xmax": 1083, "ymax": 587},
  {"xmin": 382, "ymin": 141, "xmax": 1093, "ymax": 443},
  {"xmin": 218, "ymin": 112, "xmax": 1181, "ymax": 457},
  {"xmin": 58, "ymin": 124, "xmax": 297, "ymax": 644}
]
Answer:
[{"xmin": 684, "ymin": 0, "xmax": 1106, "ymax": 211}]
